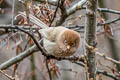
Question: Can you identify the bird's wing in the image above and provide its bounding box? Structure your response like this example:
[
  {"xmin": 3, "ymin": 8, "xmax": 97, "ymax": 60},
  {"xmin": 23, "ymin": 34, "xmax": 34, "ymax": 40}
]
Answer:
[
  {"xmin": 39, "ymin": 27, "xmax": 55, "ymax": 40},
  {"xmin": 43, "ymin": 38, "xmax": 56, "ymax": 54},
  {"xmin": 39, "ymin": 27, "xmax": 68, "ymax": 41},
  {"xmin": 18, "ymin": 12, "xmax": 48, "ymax": 28}
]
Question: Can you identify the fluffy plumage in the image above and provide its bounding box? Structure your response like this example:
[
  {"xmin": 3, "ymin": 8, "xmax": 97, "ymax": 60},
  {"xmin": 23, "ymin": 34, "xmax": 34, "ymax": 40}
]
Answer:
[{"xmin": 40, "ymin": 26, "xmax": 80, "ymax": 57}]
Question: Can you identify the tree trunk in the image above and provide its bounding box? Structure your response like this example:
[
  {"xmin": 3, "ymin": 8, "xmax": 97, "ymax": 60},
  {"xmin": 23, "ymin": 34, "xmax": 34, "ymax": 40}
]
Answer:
[{"xmin": 85, "ymin": 0, "xmax": 98, "ymax": 80}]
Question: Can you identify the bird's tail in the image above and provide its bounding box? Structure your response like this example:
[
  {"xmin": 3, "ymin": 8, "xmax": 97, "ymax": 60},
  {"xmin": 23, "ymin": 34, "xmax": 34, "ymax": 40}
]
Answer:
[{"xmin": 18, "ymin": 12, "xmax": 49, "ymax": 28}]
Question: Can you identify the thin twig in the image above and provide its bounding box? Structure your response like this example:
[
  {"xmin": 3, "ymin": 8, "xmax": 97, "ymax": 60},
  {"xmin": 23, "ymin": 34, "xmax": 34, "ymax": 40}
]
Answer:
[
  {"xmin": 55, "ymin": 0, "xmax": 67, "ymax": 26},
  {"xmin": 69, "ymin": 62, "xmax": 120, "ymax": 80},
  {"xmin": 96, "ymin": 52, "xmax": 120, "ymax": 65},
  {"xmin": 97, "ymin": 70, "xmax": 120, "ymax": 80},
  {"xmin": 46, "ymin": 59, "xmax": 52, "ymax": 80},
  {"xmin": 72, "ymin": 62, "xmax": 85, "ymax": 67},
  {"xmin": 15, "ymin": 26, "xmax": 49, "ymax": 56},
  {"xmin": 97, "ymin": 17, "xmax": 120, "ymax": 26},
  {"xmin": 24, "ymin": 0, "xmax": 32, "ymax": 24},
  {"xmin": 49, "ymin": 0, "xmax": 61, "ymax": 26},
  {"xmin": 0, "ymin": 70, "xmax": 15, "ymax": 80},
  {"xmin": 12, "ymin": 0, "xmax": 15, "ymax": 26},
  {"xmin": 30, "ymin": 54, "xmax": 36, "ymax": 80},
  {"xmin": 56, "ymin": 0, "xmax": 86, "ymax": 26},
  {"xmin": 98, "ymin": 8, "xmax": 120, "ymax": 15}
]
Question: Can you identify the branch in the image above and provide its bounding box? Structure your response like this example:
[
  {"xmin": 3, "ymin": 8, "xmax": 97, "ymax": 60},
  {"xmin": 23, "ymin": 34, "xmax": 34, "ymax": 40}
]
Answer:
[
  {"xmin": 70, "ymin": 60, "xmax": 120, "ymax": 80},
  {"xmin": 81, "ymin": 7, "xmax": 120, "ymax": 15},
  {"xmin": 98, "ymin": 8, "xmax": 120, "ymax": 15},
  {"xmin": 96, "ymin": 52, "xmax": 120, "ymax": 65},
  {"xmin": 97, "ymin": 17, "xmax": 120, "ymax": 26},
  {"xmin": 56, "ymin": 0, "xmax": 87, "ymax": 26},
  {"xmin": 70, "ymin": 61, "xmax": 120, "ymax": 80},
  {"xmin": 0, "ymin": 26, "xmax": 85, "ymax": 70},
  {"xmin": 97, "ymin": 70, "xmax": 120, "ymax": 80},
  {"xmin": 34, "ymin": 0, "xmax": 57, "ymax": 6},
  {"xmin": 0, "ymin": 44, "xmax": 38, "ymax": 70},
  {"xmin": 36, "ymin": 0, "xmax": 120, "ymax": 15},
  {"xmin": 0, "ymin": 70, "xmax": 15, "ymax": 80},
  {"xmin": 0, "ymin": 24, "xmax": 38, "ymax": 30},
  {"xmin": 30, "ymin": 54, "xmax": 36, "ymax": 80},
  {"xmin": 0, "ymin": 24, "xmax": 39, "ymax": 35},
  {"xmin": 19, "ymin": 0, "xmax": 87, "ymax": 27},
  {"xmin": 46, "ymin": 60, "xmax": 52, "ymax": 80},
  {"xmin": 55, "ymin": 0, "xmax": 67, "ymax": 26},
  {"xmin": 0, "ymin": 24, "xmax": 84, "ymax": 33},
  {"xmin": 15, "ymin": 26, "xmax": 48, "ymax": 57},
  {"xmin": 85, "ymin": 0, "xmax": 98, "ymax": 79},
  {"xmin": 49, "ymin": 0, "xmax": 61, "ymax": 26},
  {"xmin": 67, "ymin": 0, "xmax": 87, "ymax": 16},
  {"xmin": 0, "ymin": 46, "xmax": 84, "ymax": 70},
  {"xmin": 18, "ymin": 12, "xmax": 48, "ymax": 28}
]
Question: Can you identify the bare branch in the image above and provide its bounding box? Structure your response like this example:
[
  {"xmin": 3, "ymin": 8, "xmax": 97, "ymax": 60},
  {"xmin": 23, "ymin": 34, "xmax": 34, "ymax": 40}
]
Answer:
[
  {"xmin": 97, "ymin": 70, "xmax": 120, "ymax": 80},
  {"xmin": 55, "ymin": 0, "xmax": 67, "ymax": 26},
  {"xmin": 0, "ymin": 70, "xmax": 15, "ymax": 80},
  {"xmin": 35, "ymin": 0, "xmax": 120, "ymax": 15},
  {"xmin": 0, "ymin": 24, "xmax": 84, "ymax": 33},
  {"xmin": 0, "ymin": 46, "xmax": 84, "ymax": 70},
  {"xmin": 19, "ymin": 0, "xmax": 87, "ymax": 27},
  {"xmin": 46, "ymin": 60, "xmax": 52, "ymax": 80},
  {"xmin": 81, "ymin": 7, "xmax": 120, "ymax": 15},
  {"xmin": 11, "ymin": 0, "xmax": 15, "ymax": 26},
  {"xmin": 0, "ymin": 25, "xmax": 85, "ymax": 70},
  {"xmin": 67, "ymin": 0, "xmax": 87, "ymax": 16},
  {"xmin": 0, "ymin": 44, "xmax": 38, "ymax": 70},
  {"xmin": 96, "ymin": 52, "xmax": 120, "ymax": 65},
  {"xmin": 98, "ymin": 8, "xmax": 120, "ymax": 15},
  {"xmin": 56, "ymin": 0, "xmax": 87, "ymax": 26},
  {"xmin": 97, "ymin": 17, "xmax": 120, "ymax": 26},
  {"xmin": 49, "ymin": 0, "xmax": 61, "ymax": 26},
  {"xmin": 34, "ymin": 0, "xmax": 57, "ymax": 6},
  {"xmin": 0, "ymin": 24, "xmax": 38, "ymax": 30}
]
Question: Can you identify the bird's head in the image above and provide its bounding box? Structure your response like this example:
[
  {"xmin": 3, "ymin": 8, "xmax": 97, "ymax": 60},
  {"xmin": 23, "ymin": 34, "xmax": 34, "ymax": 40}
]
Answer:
[{"xmin": 57, "ymin": 29, "xmax": 80, "ymax": 55}]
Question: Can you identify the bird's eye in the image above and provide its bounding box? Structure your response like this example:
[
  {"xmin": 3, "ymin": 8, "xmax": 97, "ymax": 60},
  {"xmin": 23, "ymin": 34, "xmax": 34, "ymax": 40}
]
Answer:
[
  {"xmin": 72, "ymin": 43, "xmax": 75, "ymax": 47},
  {"xmin": 64, "ymin": 40, "xmax": 67, "ymax": 44}
]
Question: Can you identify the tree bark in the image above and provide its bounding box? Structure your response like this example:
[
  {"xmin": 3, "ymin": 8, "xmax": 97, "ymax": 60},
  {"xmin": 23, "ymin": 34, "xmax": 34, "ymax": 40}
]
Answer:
[{"xmin": 85, "ymin": 0, "xmax": 97, "ymax": 80}]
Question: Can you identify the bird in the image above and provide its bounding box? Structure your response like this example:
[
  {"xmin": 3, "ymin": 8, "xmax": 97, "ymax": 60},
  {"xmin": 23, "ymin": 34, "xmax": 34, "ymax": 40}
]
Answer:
[{"xmin": 39, "ymin": 26, "xmax": 80, "ymax": 57}]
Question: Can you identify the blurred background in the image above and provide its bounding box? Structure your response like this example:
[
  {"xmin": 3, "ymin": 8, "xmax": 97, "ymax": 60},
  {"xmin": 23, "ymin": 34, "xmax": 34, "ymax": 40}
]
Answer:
[{"xmin": 0, "ymin": 0, "xmax": 120, "ymax": 80}]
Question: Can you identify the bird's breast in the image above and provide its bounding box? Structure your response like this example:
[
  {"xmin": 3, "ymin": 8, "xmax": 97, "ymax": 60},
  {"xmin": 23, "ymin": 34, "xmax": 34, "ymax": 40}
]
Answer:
[{"xmin": 53, "ymin": 45, "xmax": 75, "ymax": 57}]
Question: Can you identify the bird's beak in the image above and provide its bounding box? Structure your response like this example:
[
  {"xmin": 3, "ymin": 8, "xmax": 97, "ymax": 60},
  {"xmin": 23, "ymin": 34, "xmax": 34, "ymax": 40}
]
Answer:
[{"xmin": 67, "ymin": 45, "xmax": 70, "ymax": 49}]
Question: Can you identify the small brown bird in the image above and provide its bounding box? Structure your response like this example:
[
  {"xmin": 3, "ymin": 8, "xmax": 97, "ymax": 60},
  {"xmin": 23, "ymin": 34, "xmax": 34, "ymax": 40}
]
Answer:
[{"xmin": 40, "ymin": 26, "xmax": 80, "ymax": 57}]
